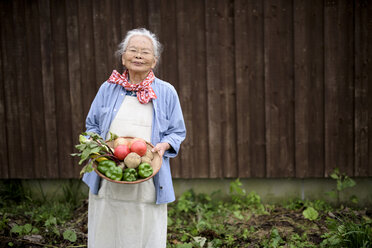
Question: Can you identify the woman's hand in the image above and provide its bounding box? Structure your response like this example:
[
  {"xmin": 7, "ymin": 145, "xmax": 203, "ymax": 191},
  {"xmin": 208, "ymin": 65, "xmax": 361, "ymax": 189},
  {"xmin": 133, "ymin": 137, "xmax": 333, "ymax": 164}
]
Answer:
[{"xmin": 151, "ymin": 142, "xmax": 170, "ymax": 157}]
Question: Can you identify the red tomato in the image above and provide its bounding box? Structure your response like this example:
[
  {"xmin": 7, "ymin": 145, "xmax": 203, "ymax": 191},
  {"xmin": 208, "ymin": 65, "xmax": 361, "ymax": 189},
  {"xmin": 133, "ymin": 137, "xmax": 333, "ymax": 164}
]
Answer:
[
  {"xmin": 130, "ymin": 140, "xmax": 147, "ymax": 156},
  {"xmin": 114, "ymin": 144, "xmax": 130, "ymax": 160}
]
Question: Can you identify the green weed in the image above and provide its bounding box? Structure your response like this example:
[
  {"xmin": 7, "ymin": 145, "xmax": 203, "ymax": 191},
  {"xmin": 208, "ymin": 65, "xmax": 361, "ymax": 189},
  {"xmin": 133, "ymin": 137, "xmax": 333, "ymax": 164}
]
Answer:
[
  {"xmin": 0, "ymin": 213, "xmax": 9, "ymax": 232},
  {"xmin": 229, "ymin": 179, "xmax": 268, "ymax": 215},
  {"xmin": 287, "ymin": 233, "xmax": 318, "ymax": 248},
  {"xmin": 63, "ymin": 229, "xmax": 77, "ymax": 242},
  {"xmin": 1, "ymin": 178, "xmax": 369, "ymax": 247},
  {"xmin": 321, "ymin": 212, "xmax": 372, "ymax": 248},
  {"xmin": 260, "ymin": 228, "xmax": 285, "ymax": 247},
  {"xmin": 303, "ymin": 207, "xmax": 319, "ymax": 221},
  {"xmin": 0, "ymin": 180, "xmax": 30, "ymax": 205},
  {"xmin": 62, "ymin": 179, "xmax": 85, "ymax": 208},
  {"xmin": 10, "ymin": 223, "xmax": 39, "ymax": 236},
  {"xmin": 284, "ymin": 198, "xmax": 332, "ymax": 212},
  {"xmin": 327, "ymin": 168, "xmax": 358, "ymax": 206},
  {"xmin": 0, "ymin": 182, "xmax": 81, "ymax": 246}
]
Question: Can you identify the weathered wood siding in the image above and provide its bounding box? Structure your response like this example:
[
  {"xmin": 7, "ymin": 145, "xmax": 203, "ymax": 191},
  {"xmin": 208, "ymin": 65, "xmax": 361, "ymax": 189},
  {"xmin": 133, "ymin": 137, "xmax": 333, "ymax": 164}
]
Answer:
[{"xmin": 0, "ymin": 0, "xmax": 371, "ymax": 179}]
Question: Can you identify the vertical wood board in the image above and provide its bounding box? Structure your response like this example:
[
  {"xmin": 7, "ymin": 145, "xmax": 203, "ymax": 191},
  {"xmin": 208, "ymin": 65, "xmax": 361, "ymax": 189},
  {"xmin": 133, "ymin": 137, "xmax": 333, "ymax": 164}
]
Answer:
[
  {"xmin": 294, "ymin": 0, "xmax": 325, "ymax": 178},
  {"xmin": 264, "ymin": 0, "xmax": 295, "ymax": 177}
]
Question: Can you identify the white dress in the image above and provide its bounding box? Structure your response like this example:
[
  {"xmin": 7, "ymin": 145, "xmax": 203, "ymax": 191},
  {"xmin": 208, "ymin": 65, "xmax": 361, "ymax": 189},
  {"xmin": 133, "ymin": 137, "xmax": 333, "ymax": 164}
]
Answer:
[{"xmin": 87, "ymin": 96, "xmax": 167, "ymax": 248}]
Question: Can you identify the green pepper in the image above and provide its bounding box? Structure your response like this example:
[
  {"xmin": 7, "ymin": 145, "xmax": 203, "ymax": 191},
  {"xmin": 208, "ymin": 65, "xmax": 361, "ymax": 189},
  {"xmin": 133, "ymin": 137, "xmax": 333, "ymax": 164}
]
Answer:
[
  {"xmin": 123, "ymin": 168, "xmax": 138, "ymax": 182},
  {"xmin": 97, "ymin": 160, "xmax": 123, "ymax": 181},
  {"xmin": 138, "ymin": 163, "xmax": 153, "ymax": 178},
  {"xmin": 105, "ymin": 166, "xmax": 123, "ymax": 181}
]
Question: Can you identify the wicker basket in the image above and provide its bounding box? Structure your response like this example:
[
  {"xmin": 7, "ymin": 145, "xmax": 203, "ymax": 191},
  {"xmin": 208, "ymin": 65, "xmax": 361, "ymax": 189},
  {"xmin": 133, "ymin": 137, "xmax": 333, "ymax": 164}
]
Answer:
[{"xmin": 93, "ymin": 137, "xmax": 162, "ymax": 184}]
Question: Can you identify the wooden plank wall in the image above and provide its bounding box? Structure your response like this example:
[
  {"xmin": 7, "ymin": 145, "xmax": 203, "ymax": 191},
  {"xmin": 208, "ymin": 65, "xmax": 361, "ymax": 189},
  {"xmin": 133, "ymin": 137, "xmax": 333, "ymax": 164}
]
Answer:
[{"xmin": 0, "ymin": 0, "xmax": 371, "ymax": 179}]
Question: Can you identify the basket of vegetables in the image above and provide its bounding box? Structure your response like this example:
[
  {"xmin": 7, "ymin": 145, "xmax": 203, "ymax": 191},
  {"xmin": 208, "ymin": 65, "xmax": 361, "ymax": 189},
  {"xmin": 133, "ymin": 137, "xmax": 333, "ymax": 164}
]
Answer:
[{"xmin": 72, "ymin": 132, "xmax": 162, "ymax": 184}]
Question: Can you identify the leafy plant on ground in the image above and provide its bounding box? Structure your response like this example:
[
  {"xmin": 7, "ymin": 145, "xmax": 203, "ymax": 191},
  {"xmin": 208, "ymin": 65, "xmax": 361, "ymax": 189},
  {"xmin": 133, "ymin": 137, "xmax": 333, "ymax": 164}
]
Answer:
[
  {"xmin": 0, "ymin": 214, "xmax": 9, "ymax": 233},
  {"xmin": 62, "ymin": 179, "xmax": 85, "ymax": 208},
  {"xmin": 326, "ymin": 168, "xmax": 358, "ymax": 206},
  {"xmin": 10, "ymin": 223, "xmax": 39, "ymax": 236},
  {"xmin": 321, "ymin": 211, "xmax": 372, "ymax": 248},
  {"xmin": 0, "ymin": 180, "xmax": 87, "ymax": 246},
  {"xmin": 303, "ymin": 207, "xmax": 319, "ymax": 221},
  {"xmin": 287, "ymin": 233, "xmax": 318, "ymax": 248},
  {"xmin": 229, "ymin": 178, "xmax": 268, "ymax": 215},
  {"xmin": 284, "ymin": 198, "xmax": 332, "ymax": 212},
  {"xmin": 260, "ymin": 228, "xmax": 284, "ymax": 247},
  {"xmin": 63, "ymin": 229, "xmax": 77, "ymax": 243},
  {"xmin": 166, "ymin": 179, "xmax": 336, "ymax": 247},
  {"xmin": 0, "ymin": 180, "xmax": 30, "ymax": 206},
  {"xmin": 1, "ymin": 178, "xmax": 370, "ymax": 247}
]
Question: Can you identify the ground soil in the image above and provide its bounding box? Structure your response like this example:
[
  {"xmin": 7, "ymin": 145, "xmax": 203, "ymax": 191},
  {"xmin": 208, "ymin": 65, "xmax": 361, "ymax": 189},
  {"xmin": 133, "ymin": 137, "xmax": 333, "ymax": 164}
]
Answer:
[{"xmin": 1, "ymin": 200, "xmax": 371, "ymax": 247}]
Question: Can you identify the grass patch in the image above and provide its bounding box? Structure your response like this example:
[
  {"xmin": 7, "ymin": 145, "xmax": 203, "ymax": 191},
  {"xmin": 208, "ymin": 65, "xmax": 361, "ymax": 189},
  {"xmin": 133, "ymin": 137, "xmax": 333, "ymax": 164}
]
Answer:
[
  {"xmin": 0, "ymin": 180, "xmax": 87, "ymax": 247},
  {"xmin": 0, "ymin": 178, "xmax": 371, "ymax": 247}
]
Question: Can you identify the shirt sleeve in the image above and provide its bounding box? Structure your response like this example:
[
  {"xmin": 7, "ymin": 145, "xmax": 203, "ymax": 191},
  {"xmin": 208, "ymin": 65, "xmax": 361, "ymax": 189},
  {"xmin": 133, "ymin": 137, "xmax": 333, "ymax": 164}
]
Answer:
[
  {"xmin": 82, "ymin": 83, "xmax": 108, "ymax": 194},
  {"xmin": 85, "ymin": 83, "xmax": 106, "ymax": 136},
  {"xmin": 161, "ymin": 88, "xmax": 186, "ymax": 158}
]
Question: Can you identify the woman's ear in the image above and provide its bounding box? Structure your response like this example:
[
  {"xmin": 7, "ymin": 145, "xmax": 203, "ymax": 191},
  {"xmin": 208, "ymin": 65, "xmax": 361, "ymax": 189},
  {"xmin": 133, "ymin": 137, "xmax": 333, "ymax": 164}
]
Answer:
[{"xmin": 151, "ymin": 57, "xmax": 158, "ymax": 69}]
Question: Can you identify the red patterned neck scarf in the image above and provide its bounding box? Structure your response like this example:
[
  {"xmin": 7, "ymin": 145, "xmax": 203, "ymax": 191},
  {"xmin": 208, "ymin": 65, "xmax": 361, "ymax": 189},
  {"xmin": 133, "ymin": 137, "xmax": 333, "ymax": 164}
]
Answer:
[{"xmin": 108, "ymin": 70, "xmax": 157, "ymax": 104}]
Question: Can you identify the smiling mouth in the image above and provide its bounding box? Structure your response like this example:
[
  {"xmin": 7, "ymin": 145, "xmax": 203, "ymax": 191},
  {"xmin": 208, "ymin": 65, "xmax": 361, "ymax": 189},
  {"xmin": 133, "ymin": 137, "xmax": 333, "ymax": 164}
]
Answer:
[{"xmin": 132, "ymin": 61, "xmax": 143, "ymax": 65}]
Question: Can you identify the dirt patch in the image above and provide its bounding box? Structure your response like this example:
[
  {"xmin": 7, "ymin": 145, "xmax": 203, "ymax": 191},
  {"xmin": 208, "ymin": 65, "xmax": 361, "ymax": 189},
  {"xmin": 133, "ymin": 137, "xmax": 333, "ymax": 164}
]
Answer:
[{"xmin": 1, "ymin": 200, "xmax": 370, "ymax": 247}]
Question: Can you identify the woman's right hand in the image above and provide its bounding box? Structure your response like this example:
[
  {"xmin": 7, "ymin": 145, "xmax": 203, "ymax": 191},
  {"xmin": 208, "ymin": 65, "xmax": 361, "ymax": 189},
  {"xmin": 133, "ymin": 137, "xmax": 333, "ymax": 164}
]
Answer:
[{"xmin": 151, "ymin": 142, "xmax": 170, "ymax": 157}]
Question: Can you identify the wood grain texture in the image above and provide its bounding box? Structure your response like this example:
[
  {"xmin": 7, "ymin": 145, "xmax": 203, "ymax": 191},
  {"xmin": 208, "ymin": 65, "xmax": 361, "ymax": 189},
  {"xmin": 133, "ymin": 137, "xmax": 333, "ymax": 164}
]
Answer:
[
  {"xmin": 175, "ymin": 0, "xmax": 210, "ymax": 178},
  {"xmin": 92, "ymin": 0, "xmax": 110, "ymax": 86},
  {"xmin": 25, "ymin": 0, "xmax": 48, "ymax": 178},
  {"xmin": 235, "ymin": 0, "xmax": 266, "ymax": 178},
  {"xmin": 324, "ymin": 0, "xmax": 354, "ymax": 176},
  {"xmin": 1, "ymin": 0, "xmax": 23, "ymax": 178},
  {"xmin": 264, "ymin": 0, "xmax": 295, "ymax": 177},
  {"xmin": 78, "ymin": 0, "xmax": 97, "ymax": 116},
  {"xmin": 158, "ymin": 0, "xmax": 182, "ymax": 177},
  {"xmin": 0, "ymin": 0, "xmax": 371, "ymax": 179},
  {"xmin": 50, "ymin": 0, "xmax": 74, "ymax": 178},
  {"xmin": 38, "ymin": 0, "xmax": 59, "ymax": 178},
  {"xmin": 206, "ymin": 0, "xmax": 237, "ymax": 178},
  {"xmin": 294, "ymin": 0, "xmax": 324, "ymax": 178},
  {"xmin": 12, "ymin": 0, "xmax": 35, "ymax": 178},
  {"xmin": 133, "ymin": 0, "xmax": 148, "ymax": 28},
  {"xmin": 354, "ymin": 0, "xmax": 372, "ymax": 177},
  {"xmin": 108, "ymin": 0, "xmax": 123, "ymax": 72},
  {"xmin": 66, "ymin": 0, "xmax": 85, "ymax": 176},
  {"xmin": 0, "ymin": 0, "xmax": 9, "ymax": 178}
]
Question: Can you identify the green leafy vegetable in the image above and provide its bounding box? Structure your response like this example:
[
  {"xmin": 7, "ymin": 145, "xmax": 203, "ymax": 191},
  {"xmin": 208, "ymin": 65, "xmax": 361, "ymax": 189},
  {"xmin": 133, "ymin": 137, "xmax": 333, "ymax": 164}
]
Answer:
[
  {"xmin": 63, "ymin": 229, "xmax": 77, "ymax": 242},
  {"xmin": 71, "ymin": 132, "xmax": 120, "ymax": 175},
  {"xmin": 303, "ymin": 207, "xmax": 319, "ymax": 221}
]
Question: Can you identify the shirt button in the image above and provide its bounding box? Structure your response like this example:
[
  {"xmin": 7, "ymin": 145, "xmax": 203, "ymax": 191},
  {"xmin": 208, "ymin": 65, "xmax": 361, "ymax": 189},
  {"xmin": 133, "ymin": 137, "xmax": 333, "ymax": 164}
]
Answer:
[
  {"xmin": 121, "ymin": 93, "xmax": 124, "ymax": 96},
  {"xmin": 114, "ymin": 109, "xmax": 117, "ymax": 111}
]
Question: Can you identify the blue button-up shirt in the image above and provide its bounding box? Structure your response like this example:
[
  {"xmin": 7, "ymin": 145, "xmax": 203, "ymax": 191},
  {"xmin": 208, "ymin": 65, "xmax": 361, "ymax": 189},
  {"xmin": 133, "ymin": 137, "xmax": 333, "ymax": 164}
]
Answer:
[{"xmin": 82, "ymin": 77, "xmax": 186, "ymax": 204}]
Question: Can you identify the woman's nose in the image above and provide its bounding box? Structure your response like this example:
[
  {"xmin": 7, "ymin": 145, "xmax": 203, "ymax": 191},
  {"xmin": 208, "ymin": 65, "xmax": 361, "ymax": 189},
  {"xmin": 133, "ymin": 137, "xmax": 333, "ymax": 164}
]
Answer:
[{"xmin": 135, "ymin": 52, "xmax": 142, "ymax": 58}]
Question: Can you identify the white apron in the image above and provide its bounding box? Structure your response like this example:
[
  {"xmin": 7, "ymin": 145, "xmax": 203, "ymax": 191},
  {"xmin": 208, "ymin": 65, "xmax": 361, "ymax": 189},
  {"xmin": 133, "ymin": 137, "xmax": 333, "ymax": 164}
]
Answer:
[{"xmin": 87, "ymin": 96, "xmax": 167, "ymax": 248}]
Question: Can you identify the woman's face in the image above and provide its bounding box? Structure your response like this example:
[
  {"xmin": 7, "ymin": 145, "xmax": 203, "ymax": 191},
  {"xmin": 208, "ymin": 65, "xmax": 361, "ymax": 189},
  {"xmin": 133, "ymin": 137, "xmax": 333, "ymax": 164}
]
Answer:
[{"xmin": 122, "ymin": 35, "xmax": 157, "ymax": 76}]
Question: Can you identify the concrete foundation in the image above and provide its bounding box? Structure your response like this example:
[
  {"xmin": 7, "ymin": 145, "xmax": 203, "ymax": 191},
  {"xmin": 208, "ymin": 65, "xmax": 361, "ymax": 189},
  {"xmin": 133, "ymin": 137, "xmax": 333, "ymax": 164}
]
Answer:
[{"xmin": 6, "ymin": 178, "xmax": 370, "ymax": 207}]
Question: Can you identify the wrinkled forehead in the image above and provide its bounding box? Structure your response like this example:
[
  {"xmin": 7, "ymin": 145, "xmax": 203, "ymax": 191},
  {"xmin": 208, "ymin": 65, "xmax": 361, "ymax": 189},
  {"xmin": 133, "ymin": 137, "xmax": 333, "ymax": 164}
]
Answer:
[{"xmin": 127, "ymin": 35, "xmax": 154, "ymax": 51}]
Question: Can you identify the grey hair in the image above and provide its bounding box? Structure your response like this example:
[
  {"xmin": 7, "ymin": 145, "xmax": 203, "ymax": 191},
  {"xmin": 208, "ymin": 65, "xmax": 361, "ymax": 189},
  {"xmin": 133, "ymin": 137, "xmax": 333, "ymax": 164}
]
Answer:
[{"xmin": 115, "ymin": 28, "xmax": 162, "ymax": 64}]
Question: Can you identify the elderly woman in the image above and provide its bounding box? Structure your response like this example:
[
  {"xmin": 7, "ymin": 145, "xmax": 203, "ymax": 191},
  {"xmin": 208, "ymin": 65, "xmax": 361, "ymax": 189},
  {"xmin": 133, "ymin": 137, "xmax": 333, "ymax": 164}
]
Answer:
[{"xmin": 82, "ymin": 28, "xmax": 186, "ymax": 248}]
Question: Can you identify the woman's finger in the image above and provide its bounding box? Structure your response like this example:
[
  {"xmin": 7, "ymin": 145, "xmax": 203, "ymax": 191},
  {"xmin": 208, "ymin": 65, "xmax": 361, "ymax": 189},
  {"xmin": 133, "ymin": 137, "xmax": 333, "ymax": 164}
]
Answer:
[{"xmin": 151, "ymin": 143, "xmax": 169, "ymax": 157}]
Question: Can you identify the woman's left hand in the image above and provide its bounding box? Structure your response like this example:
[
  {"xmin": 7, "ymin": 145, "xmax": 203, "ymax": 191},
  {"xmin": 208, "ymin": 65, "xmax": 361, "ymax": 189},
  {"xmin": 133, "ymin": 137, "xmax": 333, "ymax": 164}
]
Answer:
[{"xmin": 151, "ymin": 142, "xmax": 170, "ymax": 157}]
